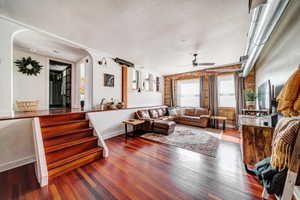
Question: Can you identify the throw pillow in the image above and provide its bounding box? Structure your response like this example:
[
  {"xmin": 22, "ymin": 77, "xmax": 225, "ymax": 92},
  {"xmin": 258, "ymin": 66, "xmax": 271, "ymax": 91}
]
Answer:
[
  {"xmin": 149, "ymin": 109, "xmax": 159, "ymax": 118},
  {"xmin": 157, "ymin": 109, "xmax": 164, "ymax": 117},
  {"xmin": 176, "ymin": 108, "xmax": 184, "ymax": 116},
  {"xmin": 168, "ymin": 108, "xmax": 178, "ymax": 116},
  {"xmin": 138, "ymin": 110, "xmax": 151, "ymax": 119}
]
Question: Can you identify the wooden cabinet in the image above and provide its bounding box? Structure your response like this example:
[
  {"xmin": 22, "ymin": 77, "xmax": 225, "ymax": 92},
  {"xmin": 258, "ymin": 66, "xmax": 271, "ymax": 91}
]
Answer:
[{"xmin": 239, "ymin": 115, "xmax": 274, "ymax": 170}]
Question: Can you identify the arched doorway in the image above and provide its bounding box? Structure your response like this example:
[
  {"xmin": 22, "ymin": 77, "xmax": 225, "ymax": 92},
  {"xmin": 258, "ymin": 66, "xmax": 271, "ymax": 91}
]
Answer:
[{"xmin": 12, "ymin": 30, "xmax": 93, "ymax": 111}]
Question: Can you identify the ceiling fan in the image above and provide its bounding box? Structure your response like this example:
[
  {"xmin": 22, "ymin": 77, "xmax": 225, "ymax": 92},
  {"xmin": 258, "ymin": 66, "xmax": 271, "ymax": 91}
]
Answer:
[
  {"xmin": 178, "ymin": 53, "xmax": 215, "ymax": 68},
  {"xmin": 192, "ymin": 53, "xmax": 215, "ymax": 67}
]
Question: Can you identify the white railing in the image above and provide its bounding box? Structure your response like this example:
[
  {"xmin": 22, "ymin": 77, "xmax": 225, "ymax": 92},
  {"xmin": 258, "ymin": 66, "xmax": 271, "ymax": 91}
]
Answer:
[
  {"xmin": 87, "ymin": 115, "xmax": 109, "ymax": 157},
  {"xmin": 32, "ymin": 117, "xmax": 48, "ymax": 187}
]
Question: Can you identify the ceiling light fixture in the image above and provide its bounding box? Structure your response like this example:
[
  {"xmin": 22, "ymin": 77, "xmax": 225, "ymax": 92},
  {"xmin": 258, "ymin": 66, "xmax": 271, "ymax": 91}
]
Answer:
[{"xmin": 98, "ymin": 57, "xmax": 107, "ymax": 66}]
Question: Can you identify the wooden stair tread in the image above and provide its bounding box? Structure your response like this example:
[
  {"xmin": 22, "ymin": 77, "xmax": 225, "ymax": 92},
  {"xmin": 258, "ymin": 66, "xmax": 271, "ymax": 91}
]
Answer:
[
  {"xmin": 48, "ymin": 151, "xmax": 101, "ymax": 180},
  {"xmin": 41, "ymin": 119, "xmax": 89, "ymax": 128},
  {"xmin": 39, "ymin": 112, "xmax": 86, "ymax": 126},
  {"xmin": 48, "ymin": 147, "xmax": 102, "ymax": 170},
  {"xmin": 43, "ymin": 127, "xmax": 93, "ymax": 140},
  {"xmin": 45, "ymin": 136, "xmax": 98, "ymax": 153}
]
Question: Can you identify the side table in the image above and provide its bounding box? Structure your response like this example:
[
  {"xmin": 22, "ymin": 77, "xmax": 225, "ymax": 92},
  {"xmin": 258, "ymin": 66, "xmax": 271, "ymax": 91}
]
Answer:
[
  {"xmin": 122, "ymin": 119, "xmax": 145, "ymax": 141},
  {"xmin": 210, "ymin": 116, "xmax": 227, "ymax": 130}
]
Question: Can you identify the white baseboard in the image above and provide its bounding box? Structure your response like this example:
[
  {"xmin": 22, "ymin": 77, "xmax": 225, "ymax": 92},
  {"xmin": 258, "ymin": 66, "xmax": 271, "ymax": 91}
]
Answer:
[
  {"xmin": 0, "ymin": 155, "xmax": 36, "ymax": 173},
  {"xmin": 103, "ymin": 130, "xmax": 125, "ymax": 140}
]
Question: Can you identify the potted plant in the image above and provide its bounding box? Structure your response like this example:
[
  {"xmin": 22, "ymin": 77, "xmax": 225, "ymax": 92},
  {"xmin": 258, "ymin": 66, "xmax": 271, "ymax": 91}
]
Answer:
[{"xmin": 245, "ymin": 91, "xmax": 256, "ymax": 109}]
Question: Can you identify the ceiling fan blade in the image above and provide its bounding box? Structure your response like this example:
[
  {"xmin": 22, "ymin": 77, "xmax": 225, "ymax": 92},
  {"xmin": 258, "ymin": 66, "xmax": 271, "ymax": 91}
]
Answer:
[
  {"xmin": 197, "ymin": 62, "xmax": 215, "ymax": 66},
  {"xmin": 205, "ymin": 68, "xmax": 242, "ymax": 72}
]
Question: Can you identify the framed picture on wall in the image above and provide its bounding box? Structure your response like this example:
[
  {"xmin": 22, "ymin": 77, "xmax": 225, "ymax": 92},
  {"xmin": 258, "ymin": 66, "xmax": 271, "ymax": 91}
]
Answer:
[{"xmin": 104, "ymin": 73, "xmax": 114, "ymax": 87}]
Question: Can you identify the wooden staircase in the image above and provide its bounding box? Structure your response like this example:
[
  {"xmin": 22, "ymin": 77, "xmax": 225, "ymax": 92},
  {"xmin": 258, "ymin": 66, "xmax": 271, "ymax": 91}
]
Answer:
[{"xmin": 38, "ymin": 112, "xmax": 102, "ymax": 180}]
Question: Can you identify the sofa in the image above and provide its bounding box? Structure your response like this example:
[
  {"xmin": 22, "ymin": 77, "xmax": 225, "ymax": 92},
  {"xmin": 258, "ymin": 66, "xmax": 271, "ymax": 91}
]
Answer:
[
  {"xmin": 135, "ymin": 107, "xmax": 211, "ymax": 134},
  {"xmin": 175, "ymin": 108, "xmax": 211, "ymax": 128}
]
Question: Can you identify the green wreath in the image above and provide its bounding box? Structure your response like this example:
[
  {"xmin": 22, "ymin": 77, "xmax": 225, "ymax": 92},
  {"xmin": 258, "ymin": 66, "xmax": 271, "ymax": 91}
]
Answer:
[{"xmin": 15, "ymin": 57, "xmax": 43, "ymax": 76}]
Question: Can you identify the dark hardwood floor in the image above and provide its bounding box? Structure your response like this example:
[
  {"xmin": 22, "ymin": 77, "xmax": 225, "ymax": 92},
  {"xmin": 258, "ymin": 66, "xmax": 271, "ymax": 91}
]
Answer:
[{"xmin": 0, "ymin": 128, "xmax": 271, "ymax": 200}]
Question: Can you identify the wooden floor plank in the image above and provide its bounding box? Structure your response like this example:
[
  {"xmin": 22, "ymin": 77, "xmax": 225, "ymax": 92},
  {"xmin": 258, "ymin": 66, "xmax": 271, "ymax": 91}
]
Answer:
[{"xmin": 0, "ymin": 129, "xmax": 273, "ymax": 200}]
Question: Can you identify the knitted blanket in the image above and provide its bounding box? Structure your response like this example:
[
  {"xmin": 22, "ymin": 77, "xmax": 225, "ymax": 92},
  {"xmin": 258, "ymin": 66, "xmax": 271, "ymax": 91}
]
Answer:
[{"xmin": 271, "ymin": 118, "xmax": 300, "ymax": 171}]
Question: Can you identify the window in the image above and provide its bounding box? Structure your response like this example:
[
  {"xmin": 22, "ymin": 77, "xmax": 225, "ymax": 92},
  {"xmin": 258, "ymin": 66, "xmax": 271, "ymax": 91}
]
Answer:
[
  {"xmin": 218, "ymin": 74, "xmax": 236, "ymax": 107},
  {"xmin": 151, "ymin": 75, "xmax": 156, "ymax": 91},
  {"xmin": 151, "ymin": 75, "xmax": 160, "ymax": 92},
  {"xmin": 132, "ymin": 69, "xmax": 139, "ymax": 90},
  {"xmin": 176, "ymin": 79, "xmax": 200, "ymax": 107},
  {"xmin": 156, "ymin": 76, "xmax": 160, "ymax": 92},
  {"xmin": 143, "ymin": 72, "xmax": 150, "ymax": 91}
]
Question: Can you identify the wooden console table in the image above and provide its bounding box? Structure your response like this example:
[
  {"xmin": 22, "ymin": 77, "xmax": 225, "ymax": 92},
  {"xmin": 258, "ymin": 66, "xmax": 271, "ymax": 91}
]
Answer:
[{"xmin": 239, "ymin": 115, "xmax": 274, "ymax": 171}]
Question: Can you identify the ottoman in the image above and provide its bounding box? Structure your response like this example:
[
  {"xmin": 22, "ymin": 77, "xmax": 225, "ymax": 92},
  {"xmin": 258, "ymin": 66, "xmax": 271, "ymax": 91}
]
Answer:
[{"xmin": 153, "ymin": 120, "xmax": 176, "ymax": 135}]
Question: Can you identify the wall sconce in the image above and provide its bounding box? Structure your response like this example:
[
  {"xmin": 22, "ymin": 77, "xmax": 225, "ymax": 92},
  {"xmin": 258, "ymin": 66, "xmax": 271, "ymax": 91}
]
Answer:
[{"xmin": 98, "ymin": 57, "xmax": 107, "ymax": 66}]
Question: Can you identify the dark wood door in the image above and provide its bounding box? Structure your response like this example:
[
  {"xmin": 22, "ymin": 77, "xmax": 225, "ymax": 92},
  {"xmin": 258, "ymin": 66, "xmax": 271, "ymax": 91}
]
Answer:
[{"xmin": 65, "ymin": 66, "xmax": 72, "ymax": 108}]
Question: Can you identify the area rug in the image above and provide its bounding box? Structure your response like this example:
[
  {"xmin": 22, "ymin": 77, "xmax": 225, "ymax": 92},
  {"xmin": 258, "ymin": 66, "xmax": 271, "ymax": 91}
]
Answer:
[{"xmin": 140, "ymin": 125, "xmax": 221, "ymax": 157}]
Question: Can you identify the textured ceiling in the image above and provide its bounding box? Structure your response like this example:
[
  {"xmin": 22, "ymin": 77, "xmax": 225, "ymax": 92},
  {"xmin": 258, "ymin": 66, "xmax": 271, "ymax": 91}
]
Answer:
[
  {"xmin": 1, "ymin": 0, "xmax": 250, "ymax": 75},
  {"xmin": 14, "ymin": 30, "xmax": 88, "ymax": 62}
]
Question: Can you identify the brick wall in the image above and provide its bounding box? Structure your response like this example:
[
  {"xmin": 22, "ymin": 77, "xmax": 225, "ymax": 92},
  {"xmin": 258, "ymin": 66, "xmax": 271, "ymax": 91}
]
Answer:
[{"xmin": 163, "ymin": 65, "xmax": 256, "ymax": 126}]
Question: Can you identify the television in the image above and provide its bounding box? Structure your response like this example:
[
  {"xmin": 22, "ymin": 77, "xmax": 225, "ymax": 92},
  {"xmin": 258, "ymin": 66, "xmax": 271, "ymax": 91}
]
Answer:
[{"xmin": 257, "ymin": 80, "xmax": 271, "ymax": 111}]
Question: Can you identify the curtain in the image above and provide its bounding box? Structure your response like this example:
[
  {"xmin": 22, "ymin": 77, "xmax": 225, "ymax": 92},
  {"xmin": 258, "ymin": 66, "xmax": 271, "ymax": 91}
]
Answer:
[
  {"xmin": 170, "ymin": 79, "xmax": 176, "ymax": 107},
  {"xmin": 234, "ymin": 72, "xmax": 245, "ymax": 125},
  {"xmin": 208, "ymin": 75, "xmax": 218, "ymax": 116},
  {"xmin": 199, "ymin": 75, "xmax": 205, "ymax": 107}
]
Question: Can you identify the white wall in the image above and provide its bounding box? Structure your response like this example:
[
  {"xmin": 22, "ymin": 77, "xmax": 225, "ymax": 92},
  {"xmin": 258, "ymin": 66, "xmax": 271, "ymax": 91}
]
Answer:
[
  {"xmin": 13, "ymin": 47, "xmax": 77, "ymax": 110},
  {"xmin": 92, "ymin": 55, "xmax": 122, "ymax": 107},
  {"xmin": 0, "ymin": 18, "xmax": 24, "ymax": 116},
  {"xmin": 13, "ymin": 48, "xmax": 49, "ymax": 110},
  {"xmin": 90, "ymin": 51, "xmax": 163, "ymax": 108},
  {"xmin": 0, "ymin": 119, "xmax": 35, "ymax": 172},
  {"xmin": 127, "ymin": 68, "xmax": 163, "ymax": 108},
  {"xmin": 255, "ymin": 0, "xmax": 300, "ymax": 89}
]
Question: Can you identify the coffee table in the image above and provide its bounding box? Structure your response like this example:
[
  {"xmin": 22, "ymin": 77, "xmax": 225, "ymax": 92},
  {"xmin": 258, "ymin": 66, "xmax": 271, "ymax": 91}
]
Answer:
[{"xmin": 122, "ymin": 119, "xmax": 145, "ymax": 141}]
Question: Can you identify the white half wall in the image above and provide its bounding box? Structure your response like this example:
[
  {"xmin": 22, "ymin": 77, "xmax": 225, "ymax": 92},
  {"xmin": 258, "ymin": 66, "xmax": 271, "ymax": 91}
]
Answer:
[
  {"xmin": 0, "ymin": 18, "xmax": 24, "ymax": 116},
  {"xmin": 0, "ymin": 119, "xmax": 35, "ymax": 172},
  {"xmin": 255, "ymin": 0, "xmax": 300, "ymax": 89},
  {"xmin": 87, "ymin": 105, "xmax": 167, "ymax": 140}
]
